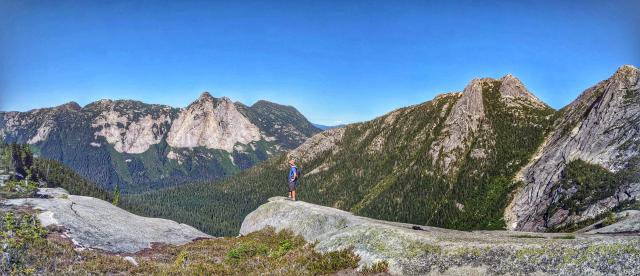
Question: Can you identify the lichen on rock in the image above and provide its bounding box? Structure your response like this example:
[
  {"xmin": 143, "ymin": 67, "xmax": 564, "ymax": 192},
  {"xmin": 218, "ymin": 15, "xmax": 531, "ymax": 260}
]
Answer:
[{"xmin": 241, "ymin": 197, "xmax": 640, "ymax": 275}]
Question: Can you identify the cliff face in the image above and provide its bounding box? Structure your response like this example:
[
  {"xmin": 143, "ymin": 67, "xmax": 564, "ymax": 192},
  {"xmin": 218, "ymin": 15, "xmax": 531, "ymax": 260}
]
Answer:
[
  {"xmin": 0, "ymin": 93, "xmax": 320, "ymax": 190},
  {"xmin": 427, "ymin": 79, "xmax": 486, "ymax": 175},
  {"xmin": 240, "ymin": 197, "xmax": 640, "ymax": 275},
  {"xmin": 88, "ymin": 100, "xmax": 176, "ymax": 154},
  {"xmin": 166, "ymin": 94, "xmax": 263, "ymax": 152},
  {"xmin": 506, "ymin": 65, "xmax": 640, "ymax": 231}
]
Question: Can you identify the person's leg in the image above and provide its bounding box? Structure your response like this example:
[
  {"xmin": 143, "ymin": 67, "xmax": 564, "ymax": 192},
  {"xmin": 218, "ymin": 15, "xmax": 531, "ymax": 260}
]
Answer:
[
  {"xmin": 288, "ymin": 182, "xmax": 294, "ymax": 198},
  {"xmin": 292, "ymin": 190, "xmax": 296, "ymax": 201}
]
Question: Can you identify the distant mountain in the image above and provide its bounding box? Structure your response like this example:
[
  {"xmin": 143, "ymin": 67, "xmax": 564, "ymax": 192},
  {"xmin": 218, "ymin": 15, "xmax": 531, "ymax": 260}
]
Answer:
[
  {"xmin": 0, "ymin": 92, "xmax": 321, "ymax": 191},
  {"xmin": 123, "ymin": 65, "xmax": 640, "ymax": 236},
  {"xmin": 312, "ymin": 123, "xmax": 346, "ymax": 130}
]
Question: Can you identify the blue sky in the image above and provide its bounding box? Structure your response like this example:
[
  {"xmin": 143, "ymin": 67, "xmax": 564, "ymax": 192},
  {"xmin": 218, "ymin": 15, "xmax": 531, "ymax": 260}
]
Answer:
[{"xmin": 1, "ymin": 0, "xmax": 638, "ymax": 125}]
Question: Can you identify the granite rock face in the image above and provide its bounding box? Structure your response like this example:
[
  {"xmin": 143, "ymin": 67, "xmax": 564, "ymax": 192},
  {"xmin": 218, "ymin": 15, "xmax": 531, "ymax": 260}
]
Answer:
[
  {"xmin": 427, "ymin": 75, "xmax": 550, "ymax": 176},
  {"xmin": 498, "ymin": 74, "xmax": 547, "ymax": 108},
  {"xmin": 241, "ymin": 197, "xmax": 640, "ymax": 275},
  {"xmin": 428, "ymin": 79, "xmax": 486, "ymax": 175},
  {"xmin": 167, "ymin": 93, "xmax": 263, "ymax": 152},
  {"xmin": 89, "ymin": 100, "xmax": 175, "ymax": 154},
  {"xmin": 506, "ymin": 65, "xmax": 640, "ymax": 231},
  {"xmin": 4, "ymin": 188, "xmax": 211, "ymax": 253}
]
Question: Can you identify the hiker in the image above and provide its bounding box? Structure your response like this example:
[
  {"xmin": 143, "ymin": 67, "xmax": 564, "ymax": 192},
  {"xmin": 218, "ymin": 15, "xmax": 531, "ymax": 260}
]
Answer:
[{"xmin": 288, "ymin": 159, "xmax": 299, "ymax": 201}]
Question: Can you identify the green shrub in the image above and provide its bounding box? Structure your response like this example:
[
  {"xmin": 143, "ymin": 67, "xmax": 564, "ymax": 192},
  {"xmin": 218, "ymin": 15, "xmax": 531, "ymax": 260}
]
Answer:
[
  {"xmin": 362, "ymin": 260, "xmax": 389, "ymax": 273},
  {"xmin": 602, "ymin": 212, "xmax": 618, "ymax": 227},
  {"xmin": 0, "ymin": 211, "xmax": 49, "ymax": 274},
  {"xmin": 304, "ymin": 247, "xmax": 360, "ymax": 274},
  {"xmin": 0, "ymin": 180, "xmax": 39, "ymax": 199},
  {"xmin": 553, "ymin": 235, "xmax": 576, "ymax": 240},
  {"xmin": 511, "ymin": 234, "xmax": 544, "ymax": 239},
  {"xmin": 271, "ymin": 239, "xmax": 293, "ymax": 257}
]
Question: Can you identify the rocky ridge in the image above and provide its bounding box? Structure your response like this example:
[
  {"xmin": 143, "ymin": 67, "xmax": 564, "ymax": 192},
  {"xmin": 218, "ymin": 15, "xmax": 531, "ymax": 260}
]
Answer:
[
  {"xmin": 0, "ymin": 92, "xmax": 321, "ymax": 190},
  {"xmin": 241, "ymin": 197, "xmax": 640, "ymax": 275}
]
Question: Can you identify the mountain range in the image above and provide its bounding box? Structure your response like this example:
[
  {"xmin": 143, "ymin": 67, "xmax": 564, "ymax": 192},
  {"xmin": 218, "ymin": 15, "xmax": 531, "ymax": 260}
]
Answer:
[
  {"xmin": 121, "ymin": 65, "xmax": 639, "ymax": 235},
  {"xmin": 0, "ymin": 92, "xmax": 321, "ymax": 191}
]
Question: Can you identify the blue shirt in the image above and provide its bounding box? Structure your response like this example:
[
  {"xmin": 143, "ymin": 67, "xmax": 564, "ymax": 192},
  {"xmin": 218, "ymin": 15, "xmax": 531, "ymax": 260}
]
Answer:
[{"xmin": 289, "ymin": 165, "xmax": 297, "ymax": 182}]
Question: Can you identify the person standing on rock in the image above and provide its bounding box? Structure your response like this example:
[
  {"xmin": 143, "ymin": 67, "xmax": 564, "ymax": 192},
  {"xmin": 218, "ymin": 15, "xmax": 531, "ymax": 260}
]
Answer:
[{"xmin": 288, "ymin": 159, "xmax": 300, "ymax": 201}]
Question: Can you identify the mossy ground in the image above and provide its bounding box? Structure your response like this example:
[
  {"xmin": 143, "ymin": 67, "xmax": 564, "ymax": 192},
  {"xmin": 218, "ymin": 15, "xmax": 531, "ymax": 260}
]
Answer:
[{"xmin": 0, "ymin": 210, "xmax": 380, "ymax": 275}]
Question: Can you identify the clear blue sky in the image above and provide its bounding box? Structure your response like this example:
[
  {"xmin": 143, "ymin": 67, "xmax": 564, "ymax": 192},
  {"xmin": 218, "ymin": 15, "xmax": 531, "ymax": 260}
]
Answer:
[{"xmin": 1, "ymin": 0, "xmax": 638, "ymax": 125}]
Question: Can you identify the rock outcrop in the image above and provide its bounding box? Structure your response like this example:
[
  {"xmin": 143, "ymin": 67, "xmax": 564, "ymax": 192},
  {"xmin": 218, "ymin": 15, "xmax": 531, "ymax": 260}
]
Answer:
[
  {"xmin": 506, "ymin": 65, "xmax": 640, "ymax": 231},
  {"xmin": 241, "ymin": 197, "xmax": 640, "ymax": 275},
  {"xmin": 428, "ymin": 79, "xmax": 486, "ymax": 174},
  {"xmin": 4, "ymin": 188, "xmax": 211, "ymax": 253},
  {"xmin": 498, "ymin": 74, "xmax": 547, "ymax": 108},
  {"xmin": 288, "ymin": 127, "xmax": 345, "ymax": 163},
  {"xmin": 89, "ymin": 100, "xmax": 175, "ymax": 154},
  {"xmin": 166, "ymin": 93, "xmax": 263, "ymax": 152}
]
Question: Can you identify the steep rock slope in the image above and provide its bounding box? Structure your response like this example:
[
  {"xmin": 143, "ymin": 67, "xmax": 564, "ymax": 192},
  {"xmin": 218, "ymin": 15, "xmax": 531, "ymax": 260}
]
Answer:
[
  {"xmin": 506, "ymin": 65, "xmax": 640, "ymax": 231},
  {"xmin": 87, "ymin": 99, "xmax": 176, "ymax": 154},
  {"xmin": 0, "ymin": 93, "xmax": 320, "ymax": 191},
  {"xmin": 241, "ymin": 197, "xmax": 640, "ymax": 275},
  {"xmin": 166, "ymin": 93, "xmax": 262, "ymax": 151}
]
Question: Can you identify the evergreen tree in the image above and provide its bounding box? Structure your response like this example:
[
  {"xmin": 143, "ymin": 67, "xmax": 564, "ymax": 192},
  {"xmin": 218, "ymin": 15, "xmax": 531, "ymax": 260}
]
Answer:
[{"xmin": 112, "ymin": 185, "xmax": 121, "ymax": 206}]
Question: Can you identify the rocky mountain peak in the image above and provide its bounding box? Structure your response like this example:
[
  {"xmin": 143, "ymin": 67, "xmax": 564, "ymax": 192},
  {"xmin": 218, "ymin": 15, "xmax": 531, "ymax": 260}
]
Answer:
[
  {"xmin": 57, "ymin": 101, "xmax": 82, "ymax": 112},
  {"xmin": 613, "ymin": 64, "xmax": 638, "ymax": 78},
  {"xmin": 167, "ymin": 93, "xmax": 262, "ymax": 151},
  {"xmin": 191, "ymin": 92, "xmax": 234, "ymax": 109},
  {"xmin": 610, "ymin": 65, "xmax": 639, "ymax": 91},
  {"xmin": 498, "ymin": 74, "xmax": 547, "ymax": 108},
  {"xmin": 198, "ymin": 91, "xmax": 215, "ymax": 102}
]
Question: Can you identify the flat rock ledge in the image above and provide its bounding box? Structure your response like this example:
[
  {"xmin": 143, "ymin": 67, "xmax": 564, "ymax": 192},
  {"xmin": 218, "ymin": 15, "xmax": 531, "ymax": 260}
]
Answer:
[
  {"xmin": 240, "ymin": 197, "xmax": 640, "ymax": 275},
  {"xmin": 3, "ymin": 188, "xmax": 211, "ymax": 253}
]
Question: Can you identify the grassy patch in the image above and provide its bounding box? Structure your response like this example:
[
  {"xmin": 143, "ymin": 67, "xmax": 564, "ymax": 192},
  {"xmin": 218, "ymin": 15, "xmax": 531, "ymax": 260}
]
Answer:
[
  {"xmin": 0, "ymin": 218, "xmax": 365, "ymax": 275},
  {"xmin": 362, "ymin": 260, "xmax": 389, "ymax": 273},
  {"xmin": 553, "ymin": 235, "xmax": 576, "ymax": 240},
  {"xmin": 511, "ymin": 234, "xmax": 545, "ymax": 239}
]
